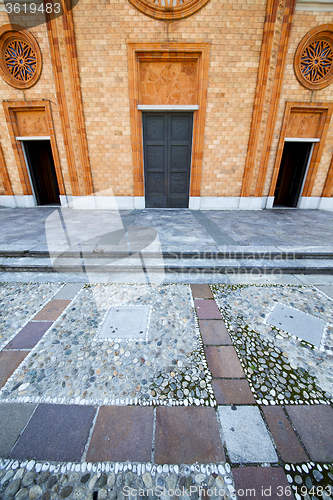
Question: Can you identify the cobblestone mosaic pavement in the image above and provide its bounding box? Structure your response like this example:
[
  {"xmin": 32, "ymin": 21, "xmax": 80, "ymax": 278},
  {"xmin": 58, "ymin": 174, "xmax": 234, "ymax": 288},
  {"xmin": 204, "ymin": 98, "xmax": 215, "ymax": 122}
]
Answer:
[
  {"xmin": 211, "ymin": 284, "xmax": 333, "ymax": 402},
  {"xmin": 0, "ymin": 283, "xmax": 62, "ymax": 350},
  {"xmin": 0, "ymin": 284, "xmax": 214, "ymax": 407},
  {"xmin": 0, "ymin": 281, "xmax": 333, "ymax": 500}
]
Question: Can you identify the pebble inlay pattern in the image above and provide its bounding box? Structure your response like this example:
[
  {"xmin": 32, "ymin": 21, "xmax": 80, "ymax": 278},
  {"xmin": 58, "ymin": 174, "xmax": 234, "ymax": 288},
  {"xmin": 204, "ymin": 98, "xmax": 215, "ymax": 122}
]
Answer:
[
  {"xmin": 211, "ymin": 285, "xmax": 333, "ymax": 404},
  {"xmin": 0, "ymin": 460, "xmax": 236, "ymax": 500},
  {"xmin": 0, "ymin": 283, "xmax": 62, "ymax": 350},
  {"xmin": 0, "ymin": 284, "xmax": 215, "ymax": 407},
  {"xmin": 284, "ymin": 462, "xmax": 333, "ymax": 500}
]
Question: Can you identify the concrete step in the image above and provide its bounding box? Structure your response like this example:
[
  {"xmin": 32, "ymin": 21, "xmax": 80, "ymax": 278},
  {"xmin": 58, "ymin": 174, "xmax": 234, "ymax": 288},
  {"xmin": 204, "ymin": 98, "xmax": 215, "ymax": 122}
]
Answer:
[{"xmin": 1, "ymin": 255, "xmax": 333, "ymax": 274}]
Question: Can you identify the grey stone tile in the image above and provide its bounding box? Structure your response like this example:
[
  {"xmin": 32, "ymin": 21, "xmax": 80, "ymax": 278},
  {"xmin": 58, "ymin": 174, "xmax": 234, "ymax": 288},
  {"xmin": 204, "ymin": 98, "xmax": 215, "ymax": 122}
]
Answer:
[
  {"xmin": 227, "ymin": 273, "xmax": 302, "ymax": 285},
  {"xmin": 267, "ymin": 303, "xmax": 325, "ymax": 347},
  {"xmin": 0, "ymin": 403, "xmax": 37, "ymax": 457},
  {"xmin": 218, "ymin": 405, "xmax": 278, "ymax": 463},
  {"xmin": 9, "ymin": 404, "xmax": 96, "ymax": 462},
  {"xmin": 96, "ymin": 305, "xmax": 150, "ymax": 340},
  {"xmin": 316, "ymin": 285, "xmax": 333, "ymax": 299},
  {"xmin": 53, "ymin": 283, "xmax": 84, "ymax": 299},
  {"xmin": 294, "ymin": 274, "xmax": 333, "ymax": 285}
]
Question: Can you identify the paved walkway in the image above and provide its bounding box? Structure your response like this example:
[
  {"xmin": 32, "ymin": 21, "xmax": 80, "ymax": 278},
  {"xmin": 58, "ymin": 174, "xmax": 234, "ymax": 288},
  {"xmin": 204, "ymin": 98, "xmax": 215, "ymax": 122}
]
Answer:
[
  {"xmin": 0, "ymin": 280, "xmax": 332, "ymax": 499},
  {"xmin": 1, "ymin": 207, "xmax": 333, "ymax": 252}
]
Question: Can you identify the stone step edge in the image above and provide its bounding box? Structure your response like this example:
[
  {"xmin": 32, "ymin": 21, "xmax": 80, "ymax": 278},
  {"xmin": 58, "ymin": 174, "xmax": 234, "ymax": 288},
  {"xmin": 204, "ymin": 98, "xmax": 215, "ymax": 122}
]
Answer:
[
  {"xmin": 0, "ymin": 250, "xmax": 333, "ymax": 259},
  {"xmin": 1, "ymin": 263, "xmax": 333, "ymax": 274}
]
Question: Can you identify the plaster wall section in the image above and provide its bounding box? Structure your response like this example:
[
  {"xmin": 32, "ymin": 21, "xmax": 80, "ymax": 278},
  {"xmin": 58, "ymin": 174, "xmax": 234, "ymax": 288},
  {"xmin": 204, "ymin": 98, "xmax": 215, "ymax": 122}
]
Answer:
[
  {"xmin": 0, "ymin": 11, "xmax": 73, "ymax": 196},
  {"xmin": 262, "ymin": 9, "xmax": 333, "ymax": 198},
  {"xmin": 71, "ymin": 0, "xmax": 267, "ymax": 198}
]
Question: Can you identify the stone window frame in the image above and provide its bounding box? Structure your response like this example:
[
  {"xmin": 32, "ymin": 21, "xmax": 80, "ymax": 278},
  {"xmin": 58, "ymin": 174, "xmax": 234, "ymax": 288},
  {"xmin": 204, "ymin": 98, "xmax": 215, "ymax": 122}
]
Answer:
[{"xmin": 0, "ymin": 24, "xmax": 42, "ymax": 90}]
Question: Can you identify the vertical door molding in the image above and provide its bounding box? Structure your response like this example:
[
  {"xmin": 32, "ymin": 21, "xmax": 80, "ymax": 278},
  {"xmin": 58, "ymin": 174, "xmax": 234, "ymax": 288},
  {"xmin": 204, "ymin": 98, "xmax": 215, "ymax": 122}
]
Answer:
[
  {"xmin": 127, "ymin": 42, "xmax": 210, "ymax": 199},
  {"xmin": 44, "ymin": 0, "xmax": 80, "ymax": 196},
  {"xmin": 2, "ymin": 100, "xmax": 65, "ymax": 196},
  {"xmin": 0, "ymin": 142, "xmax": 13, "ymax": 196},
  {"xmin": 254, "ymin": 0, "xmax": 297, "ymax": 197},
  {"xmin": 268, "ymin": 102, "xmax": 333, "ymax": 199},
  {"xmin": 60, "ymin": 0, "xmax": 94, "ymax": 195}
]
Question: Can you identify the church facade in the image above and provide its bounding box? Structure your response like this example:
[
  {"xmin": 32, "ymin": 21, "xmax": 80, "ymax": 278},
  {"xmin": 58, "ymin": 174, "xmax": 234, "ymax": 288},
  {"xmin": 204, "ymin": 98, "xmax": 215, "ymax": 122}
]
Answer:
[{"xmin": 0, "ymin": 0, "xmax": 333, "ymax": 210}]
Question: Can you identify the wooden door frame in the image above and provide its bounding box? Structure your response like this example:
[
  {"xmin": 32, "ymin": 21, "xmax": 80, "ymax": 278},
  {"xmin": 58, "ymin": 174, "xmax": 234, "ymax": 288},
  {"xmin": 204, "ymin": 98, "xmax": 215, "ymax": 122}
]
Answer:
[
  {"xmin": 127, "ymin": 42, "xmax": 210, "ymax": 199},
  {"xmin": 269, "ymin": 102, "xmax": 333, "ymax": 200}
]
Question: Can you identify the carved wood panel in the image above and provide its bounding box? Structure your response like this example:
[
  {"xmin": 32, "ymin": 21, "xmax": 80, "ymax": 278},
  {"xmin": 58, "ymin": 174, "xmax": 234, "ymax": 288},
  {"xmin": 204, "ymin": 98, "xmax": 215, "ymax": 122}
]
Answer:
[
  {"xmin": 15, "ymin": 110, "xmax": 49, "ymax": 137},
  {"xmin": 140, "ymin": 62, "xmax": 197, "ymax": 105},
  {"xmin": 286, "ymin": 111, "xmax": 321, "ymax": 138}
]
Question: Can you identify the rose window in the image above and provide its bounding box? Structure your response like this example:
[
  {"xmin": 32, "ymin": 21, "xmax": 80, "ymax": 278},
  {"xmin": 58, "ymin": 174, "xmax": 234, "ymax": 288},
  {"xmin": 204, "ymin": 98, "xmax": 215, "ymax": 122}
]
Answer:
[
  {"xmin": 128, "ymin": 0, "xmax": 210, "ymax": 20},
  {"xmin": 0, "ymin": 25, "xmax": 42, "ymax": 89},
  {"xmin": 294, "ymin": 26, "xmax": 333, "ymax": 90}
]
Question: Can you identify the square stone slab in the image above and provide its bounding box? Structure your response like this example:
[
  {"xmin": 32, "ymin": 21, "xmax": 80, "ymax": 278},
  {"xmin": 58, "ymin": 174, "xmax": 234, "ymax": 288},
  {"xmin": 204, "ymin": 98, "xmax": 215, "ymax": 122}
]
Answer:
[
  {"xmin": 194, "ymin": 299, "xmax": 222, "ymax": 320},
  {"xmin": 9, "ymin": 404, "xmax": 96, "ymax": 462},
  {"xmin": 205, "ymin": 346, "xmax": 245, "ymax": 378},
  {"xmin": 199, "ymin": 320, "xmax": 232, "ymax": 345},
  {"xmin": 232, "ymin": 467, "xmax": 295, "ymax": 499},
  {"xmin": 218, "ymin": 405, "xmax": 278, "ymax": 463},
  {"xmin": 261, "ymin": 406, "xmax": 308, "ymax": 463},
  {"xmin": 0, "ymin": 350, "xmax": 29, "ymax": 389},
  {"xmin": 155, "ymin": 407, "xmax": 225, "ymax": 464},
  {"xmin": 96, "ymin": 305, "xmax": 151, "ymax": 341},
  {"xmin": 5, "ymin": 321, "xmax": 53, "ymax": 350},
  {"xmin": 190, "ymin": 284, "xmax": 213, "ymax": 299},
  {"xmin": 267, "ymin": 303, "xmax": 325, "ymax": 347},
  {"xmin": 33, "ymin": 300, "xmax": 71, "ymax": 321},
  {"xmin": 286, "ymin": 404, "xmax": 333, "ymax": 461},
  {"xmin": 213, "ymin": 379, "xmax": 255, "ymax": 405},
  {"xmin": 0, "ymin": 403, "xmax": 37, "ymax": 457},
  {"xmin": 86, "ymin": 406, "xmax": 154, "ymax": 462}
]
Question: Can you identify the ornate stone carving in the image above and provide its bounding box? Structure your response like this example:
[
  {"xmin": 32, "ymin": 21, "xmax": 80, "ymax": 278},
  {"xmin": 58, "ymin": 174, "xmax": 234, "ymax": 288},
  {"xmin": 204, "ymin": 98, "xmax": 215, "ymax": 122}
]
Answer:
[{"xmin": 128, "ymin": 0, "xmax": 210, "ymax": 20}]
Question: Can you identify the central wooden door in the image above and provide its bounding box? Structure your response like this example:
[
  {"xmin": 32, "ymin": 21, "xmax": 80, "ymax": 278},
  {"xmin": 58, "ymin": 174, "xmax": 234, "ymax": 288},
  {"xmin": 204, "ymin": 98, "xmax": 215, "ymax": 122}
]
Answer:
[{"xmin": 143, "ymin": 112, "xmax": 193, "ymax": 208}]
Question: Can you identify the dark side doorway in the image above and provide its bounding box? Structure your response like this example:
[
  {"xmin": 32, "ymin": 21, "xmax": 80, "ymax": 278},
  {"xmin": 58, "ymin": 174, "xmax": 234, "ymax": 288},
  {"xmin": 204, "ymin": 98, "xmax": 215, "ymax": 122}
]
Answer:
[
  {"xmin": 23, "ymin": 140, "xmax": 60, "ymax": 205},
  {"xmin": 273, "ymin": 141, "xmax": 312, "ymax": 208},
  {"xmin": 143, "ymin": 112, "xmax": 193, "ymax": 208}
]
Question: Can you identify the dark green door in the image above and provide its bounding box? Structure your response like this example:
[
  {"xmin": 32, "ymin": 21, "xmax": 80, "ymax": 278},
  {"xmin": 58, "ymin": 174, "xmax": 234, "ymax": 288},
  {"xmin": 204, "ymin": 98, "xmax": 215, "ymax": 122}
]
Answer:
[{"xmin": 143, "ymin": 112, "xmax": 193, "ymax": 208}]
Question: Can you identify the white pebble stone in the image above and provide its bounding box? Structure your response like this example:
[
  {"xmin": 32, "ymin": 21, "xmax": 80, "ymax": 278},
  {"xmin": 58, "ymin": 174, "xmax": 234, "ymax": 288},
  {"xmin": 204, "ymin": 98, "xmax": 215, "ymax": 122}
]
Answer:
[
  {"xmin": 200, "ymin": 465, "xmax": 206, "ymax": 474},
  {"xmin": 66, "ymin": 463, "xmax": 71, "ymax": 471},
  {"xmin": 11, "ymin": 461, "xmax": 19, "ymax": 470},
  {"xmin": 42, "ymin": 463, "xmax": 50, "ymax": 472},
  {"xmin": 157, "ymin": 465, "xmax": 163, "ymax": 474},
  {"xmin": 35, "ymin": 463, "xmax": 42, "ymax": 473},
  {"xmin": 5, "ymin": 460, "xmax": 13, "ymax": 470},
  {"xmin": 163, "ymin": 465, "xmax": 169, "ymax": 473},
  {"xmin": 87, "ymin": 463, "xmax": 92, "ymax": 472},
  {"xmin": 225, "ymin": 464, "xmax": 231, "ymax": 474},
  {"xmin": 286, "ymin": 474, "xmax": 293, "ymax": 483},
  {"xmin": 119, "ymin": 463, "xmax": 123, "ymax": 472},
  {"xmin": 218, "ymin": 464, "xmax": 225, "ymax": 475},
  {"xmin": 151, "ymin": 466, "xmax": 156, "ymax": 476},
  {"xmin": 285, "ymin": 464, "xmax": 290, "ymax": 471},
  {"xmin": 27, "ymin": 460, "xmax": 35, "ymax": 470},
  {"xmin": 146, "ymin": 464, "xmax": 152, "ymax": 472},
  {"xmin": 225, "ymin": 476, "xmax": 232, "ymax": 484},
  {"xmin": 75, "ymin": 463, "xmax": 81, "ymax": 472},
  {"xmin": 71, "ymin": 463, "xmax": 75, "ymax": 471},
  {"xmin": 81, "ymin": 463, "xmax": 87, "ymax": 473},
  {"xmin": 61, "ymin": 465, "xmax": 67, "ymax": 474},
  {"xmin": 173, "ymin": 465, "xmax": 179, "ymax": 474}
]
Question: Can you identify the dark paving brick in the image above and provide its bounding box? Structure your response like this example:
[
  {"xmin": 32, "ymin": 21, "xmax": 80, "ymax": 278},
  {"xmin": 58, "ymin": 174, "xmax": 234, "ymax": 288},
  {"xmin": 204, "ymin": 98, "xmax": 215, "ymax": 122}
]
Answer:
[
  {"xmin": 190, "ymin": 284, "xmax": 213, "ymax": 299},
  {"xmin": 194, "ymin": 299, "xmax": 222, "ymax": 320},
  {"xmin": 286, "ymin": 404, "xmax": 333, "ymax": 461},
  {"xmin": 0, "ymin": 350, "xmax": 29, "ymax": 389},
  {"xmin": 0, "ymin": 403, "xmax": 37, "ymax": 457},
  {"xmin": 9, "ymin": 404, "xmax": 96, "ymax": 462},
  {"xmin": 86, "ymin": 406, "xmax": 154, "ymax": 462},
  {"xmin": 154, "ymin": 406, "xmax": 225, "ymax": 464},
  {"xmin": 199, "ymin": 319, "xmax": 232, "ymax": 345},
  {"xmin": 33, "ymin": 299, "xmax": 71, "ymax": 321},
  {"xmin": 232, "ymin": 467, "xmax": 295, "ymax": 500},
  {"xmin": 262, "ymin": 406, "xmax": 308, "ymax": 463},
  {"xmin": 213, "ymin": 379, "xmax": 255, "ymax": 405},
  {"xmin": 4, "ymin": 321, "xmax": 53, "ymax": 350},
  {"xmin": 205, "ymin": 346, "xmax": 245, "ymax": 378}
]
